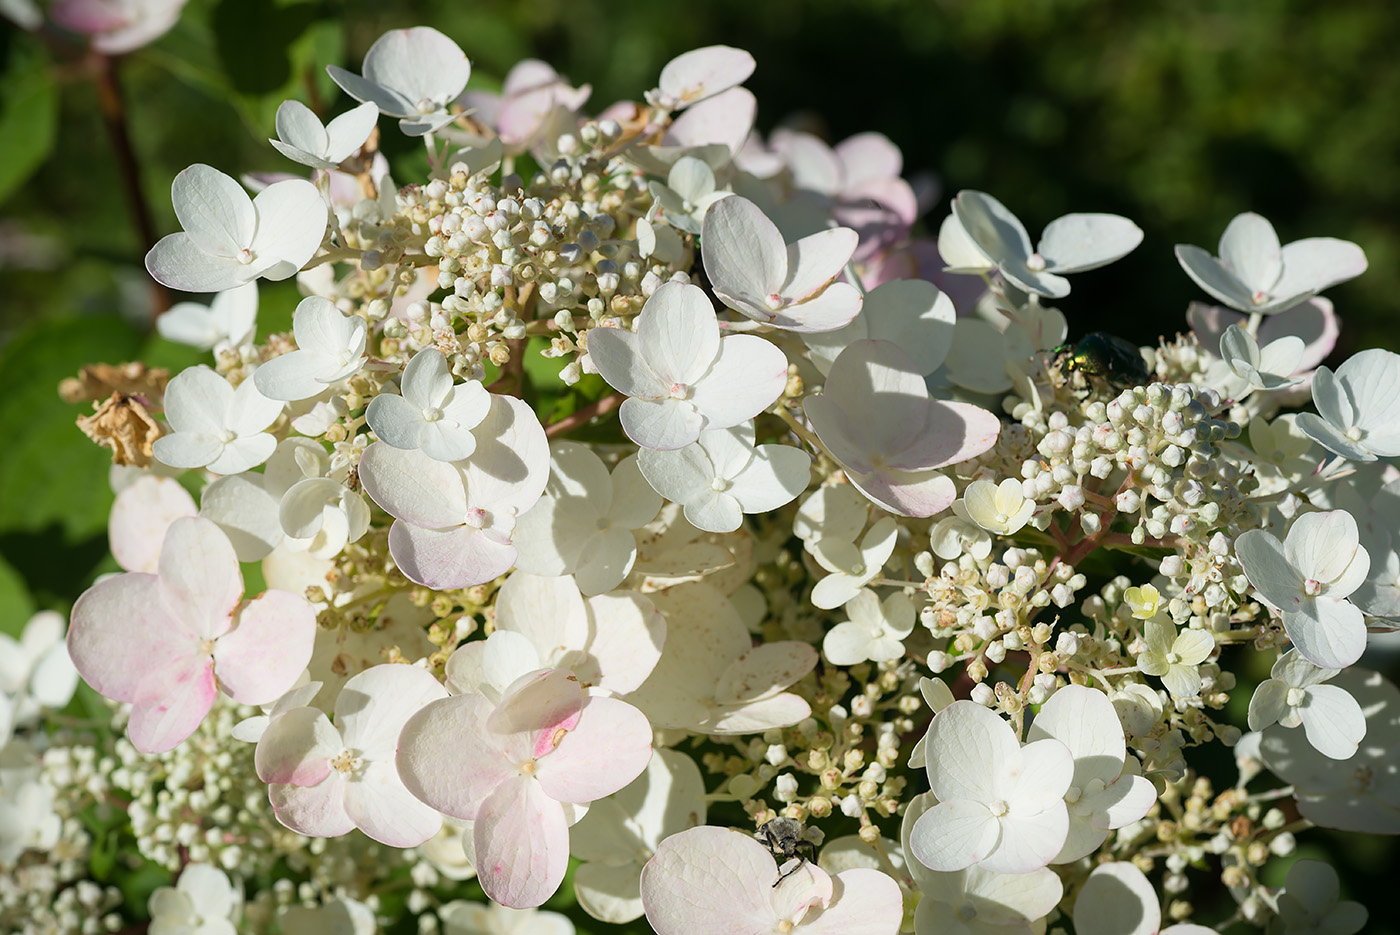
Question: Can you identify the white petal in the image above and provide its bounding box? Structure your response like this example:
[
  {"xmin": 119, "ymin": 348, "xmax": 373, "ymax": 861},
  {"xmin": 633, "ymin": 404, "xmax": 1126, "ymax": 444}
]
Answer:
[
  {"xmin": 925, "ymin": 701, "xmax": 1018, "ymax": 802},
  {"xmin": 1218, "ymin": 212, "xmax": 1282, "ymax": 295},
  {"xmin": 1285, "ymin": 599, "xmax": 1366, "ymax": 670},
  {"xmin": 952, "ymin": 190, "xmax": 1032, "ymax": 266},
  {"xmin": 727, "ymin": 444, "xmax": 810, "ymax": 513},
  {"xmin": 274, "ymin": 99, "xmax": 329, "ymax": 157},
  {"xmin": 658, "ymin": 45, "xmax": 756, "ymax": 108},
  {"xmin": 1272, "ymin": 237, "xmax": 1368, "ymax": 307},
  {"xmin": 1074, "ymin": 862, "xmax": 1159, "ymax": 935},
  {"xmin": 636, "ymin": 281, "xmax": 720, "ymax": 385},
  {"xmin": 172, "ymin": 164, "xmax": 254, "ymax": 257},
  {"xmin": 1299, "ymin": 684, "xmax": 1366, "ymax": 760},
  {"xmin": 362, "ymin": 27, "xmax": 470, "ymax": 115},
  {"xmin": 782, "ymin": 227, "xmax": 858, "ymax": 303},
  {"xmin": 247, "ymin": 179, "xmax": 327, "ymax": 279},
  {"xmin": 586, "ymin": 327, "xmax": 668, "ymax": 399},
  {"xmin": 1037, "ymin": 213, "xmax": 1143, "ymax": 274},
  {"xmin": 620, "ymin": 397, "xmax": 703, "ymax": 451},
  {"xmin": 908, "ymin": 799, "xmax": 999, "ymax": 872},
  {"xmin": 323, "ymin": 102, "xmax": 380, "ymax": 163},
  {"xmin": 702, "ymin": 195, "xmax": 786, "ymax": 308},
  {"xmin": 1175, "ymin": 244, "xmax": 1256, "ymax": 311}
]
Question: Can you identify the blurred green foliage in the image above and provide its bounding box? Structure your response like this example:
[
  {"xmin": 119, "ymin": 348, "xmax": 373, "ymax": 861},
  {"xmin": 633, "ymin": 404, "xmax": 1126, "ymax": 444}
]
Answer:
[{"xmin": 0, "ymin": 0, "xmax": 1396, "ymax": 930}]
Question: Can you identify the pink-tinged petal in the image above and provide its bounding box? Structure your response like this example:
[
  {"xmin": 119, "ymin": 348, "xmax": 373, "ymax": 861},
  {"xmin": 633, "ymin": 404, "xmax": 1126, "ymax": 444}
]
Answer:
[
  {"xmin": 68, "ymin": 575, "xmax": 193, "ymax": 702},
  {"xmin": 888, "ymin": 399, "xmax": 1001, "ymax": 472},
  {"xmin": 783, "ymin": 227, "xmax": 858, "ymax": 302},
  {"xmin": 768, "ymin": 860, "xmax": 833, "ymax": 925},
  {"xmin": 269, "ymin": 772, "xmax": 356, "ymax": 838},
  {"xmin": 398, "ymin": 693, "xmax": 514, "ymax": 820},
  {"xmin": 145, "ymin": 233, "xmax": 249, "ymax": 293},
  {"xmin": 474, "ymin": 776, "xmax": 570, "ymax": 908},
  {"xmin": 343, "ymin": 759, "xmax": 443, "ymax": 846},
  {"xmin": 213, "ymin": 590, "xmax": 315, "ymax": 705},
  {"xmin": 799, "ymin": 868, "xmax": 903, "ymax": 935},
  {"xmin": 908, "ymin": 799, "xmax": 999, "ymax": 872},
  {"xmin": 703, "ymin": 195, "xmax": 786, "ymax": 302},
  {"xmin": 658, "ymin": 45, "xmax": 756, "ymax": 108},
  {"xmin": 335, "ymin": 663, "xmax": 449, "ymax": 757},
  {"xmin": 641, "ymin": 826, "xmax": 782, "ymax": 935},
  {"xmin": 1261, "ymin": 298, "xmax": 1337, "ymax": 371},
  {"xmin": 534, "ymin": 696, "xmax": 653, "ymax": 803},
  {"xmin": 388, "ymin": 521, "xmax": 517, "ymax": 590},
  {"xmin": 158, "ymin": 517, "xmax": 243, "ymax": 640},
  {"xmin": 821, "ymin": 339, "xmax": 931, "ymax": 456},
  {"xmin": 836, "ymin": 132, "xmax": 903, "ymax": 186},
  {"xmin": 109, "ymin": 476, "xmax": 197, "ymax": 574},
  {"xmin": 924, "ymin": 702, "xmax": 1020, "ymax": 801},
  {"xmin": 636, "ymin": 282, "xmax": 720, "ymax": 385},
  {"xmin": 620, "ymin": 397, "xmax": 704, "ymax": 451},
  {"xmin": 803, "ymin": 395, "xmax": 874, "ymax": 474},
  {"xmin": 715, "ymin": 642, "xmax": 818, "ymax": 705},
  {"xmin": 769, "ymin": 282, "xmax": 863, "ymax": 333},
  {"xmin": 128, "ymin": 655, "xmax": 218, "ymax": 753},
  {"xmin": 489, "ymin": 668, "xmax": 584, "ymax": 741},
  {"xmin": 982, "ymin": 807, "xmax": 1068, "ymax": 874},
  {"xmin": 850, "ymin": 467, "xmax": 957, "ymax": 518},
  {"xmin": 359, "ymin": 442, "xmax": 468, "ymax": 526},
  {"xmin": 664, "ymin": 87, "xmax": 754, "ymax": 153},
  {"xmin": 254, "ymin": 706, "xmax": 338, "ymax": 785},
  {"xmin": 704, "ymin": 693, "xmax": 812, "ymax": 734},
  {"xmin": 688, "ymin": 334, "xmax": 789, "ymax": 429}
]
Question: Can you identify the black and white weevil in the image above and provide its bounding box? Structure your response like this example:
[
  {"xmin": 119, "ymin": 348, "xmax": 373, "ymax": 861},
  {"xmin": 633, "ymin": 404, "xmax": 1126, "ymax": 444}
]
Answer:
[{"xmin": 755, "ymin": 816, "xmax": 817, "ymax": 887}]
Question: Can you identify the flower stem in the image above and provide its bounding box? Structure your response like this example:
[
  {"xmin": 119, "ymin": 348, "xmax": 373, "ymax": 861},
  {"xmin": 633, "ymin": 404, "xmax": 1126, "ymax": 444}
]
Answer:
[
  {"xmin": 545, "ymin": 391, "xmax": 623, "ymax": 437},
  {"xmin": 92, "ymin": 52, "xmax": 169, "ymax": 323}
]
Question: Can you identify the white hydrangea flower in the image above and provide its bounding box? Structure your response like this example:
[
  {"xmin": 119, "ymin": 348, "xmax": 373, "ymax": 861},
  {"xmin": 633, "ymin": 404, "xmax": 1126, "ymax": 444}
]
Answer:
[
  {"xmin": 0, "ymin": 745, "xmax": 61, "ymax": 861},
  {"xmin": 1294, "ymin": 349, "xmax": 1400, "ymax": 462},
  {"xmin": 1175, "ymin": 211, "xmax": 1367, "ymax": 315},
  {"xmin": 0, "ymin": 610, "xmax": 79, "ymax": 731},
  {"xmin": 254, "ymin": 297, "xmax": 369, "ymax": 402},
  {"xmin": 1271, "ymin": 859, "xmax": 1367, "ymax": 935},
  {"xmin": 901, "ymin": 792, "xmax": 1063, "ymax": 935},
  {"xmin": 1216, "ymin": 323, "xmax": 1304, "ymax": 395},
  {"xmin": 954, "ymin": 478, "xmax": 1035, "ymax": 536},
  {"xmin": 937, "ymin": 189, "xmax": 1143, "ymax": 299},
  {"xmin": 440, "ymin": 900, "xmax": 575, "ymax": 935},
  {"xmin": 1248, "ymin": 649, "xmax": 1365, "ymax": 760},
  {"xmin": 804, "ymin": 339, "xmax": 1000, "ymax": 517},
  {"xmin": 822, "ymin": 588, "xmax": 915, "ymax": 665},
  {"xmin": 701, "ymin": 194, "xmax": 863, "ymax": 333},
  {"xmin": 270, "ymin": 100, "xmax": 379, "ymax": 170},
  {"xmin": 145, "ymin": 164, "xmax": 326, "ymax": 293},
  {"xmin": 1235, "ymin": 510, "xmax": 1369, "ymax": 670},
  {"xmin": 801, "ymin": 278, "xmax": 956, "ymax": 377},
  {"xmin": 807, "ymin": 516, "xmax": 898, "ymax": 610},
  {"xmin": 1026, "ymin": 685, "xmax": 1157, "ymax": 863},
  {"xmin": 652, "ymin": 45, "xmax": 755, "ymax": 111},
  {"xmin": 1073, "ymin": 863, "xmax": 1215, "ymax": 935},
  {"xmin": 366, "ymin": 348, "xmax": 491, "ymax": 462},
  {"xmin": 929, "ymin": 513, "xmax": 992, "ymax": 561},
  {"xmin": 793, "ymin": 484, "xmax": 869, "ymax": 544},
  {"xmin": 1136, "ymin": 618, "xmax": 1214, "ymax": 698},
  {"xmin": 586, "ymin": 281, "xmax": 788, "ymax": 450},
  {"xmin": 908, "ymin": 701, "xmax": 1073, "ymax": 874},
  {"xmin": 647, "ymin": 156, "xmax": 730, "ymax": 235},
  {"xmin": 1259, "ymin": 668, "xmax": 1400, "ymax": 832},
  {"xmin": 571, "ymin": 748, "xmax": 708, "ymax": 924},
  {"xmin": 636, "ymin": 422, "xmax": 810, "ymax": 534},
  {"xmin": 327, "ymin": 26, "xmax": 470, "ymax": 136},
  {"xmin": 147, "ymin": 864, "xmax": 240, "ymax": 935},
  {"xmin": 152, "ymin": 365, "xmax": 283, "ymax": 475},
  {"xmin": 512, "ymin": 442, "xmax": 662, "ymax": 595},
  {"xmin": 156, "ymin": 282, "xmax": 257, "ymax": 351}
]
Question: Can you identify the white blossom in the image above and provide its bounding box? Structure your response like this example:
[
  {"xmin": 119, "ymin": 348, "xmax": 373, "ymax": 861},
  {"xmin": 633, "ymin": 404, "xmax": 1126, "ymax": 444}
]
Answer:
[
  {"xmin": 1248, "ymin": 650, "xmax": 1365, "ymax": 760},
  {"xmin": 822, "ymin": 588, "xmax": 915, "ymax": 665},
  {"xmin": 152, "ymin": 365, "xmax": 283, "ymax": 475},
  {"xmin": 254, "ymin": 297, "xmax": 368, "ymax": 402},
  {"xmin": 366, "ymin": 348, "xmax": 491, "ymax": 462},
  {"xmin": 1136, "ymin": 618, "xmax": 1214, "ymax": 698},
  {"xmin": 270, "ymin": 100, "xmax": 379, "ymax": 170},
  {"xmin": 955, "ymin": 478, "xmax": 1035, "ymax": 536},
  {"xmin": 327, "ymin": 26, "xmax": 470, "ymax": 136},
  {"xmin": 1295, "ymin": 348, "xmax": 1400, "ymax": 462},
  {"xmin": 147, "ymin": 864, "xmax": 240, "ymax": 935},
  {"xmin": 1271, "ymin": 859, "xmax": 1367, "ymax": 935},
  {"xmin": 146, "ymin": 164, "xmax": 326, "ymax": 293},
  {"xmin": 156, "ymin": 282, "xmax": 258, "ymax": 351},
  {"xmin": 1176, "ymin": 211, "xmax": 1367, "ymax": 315}
]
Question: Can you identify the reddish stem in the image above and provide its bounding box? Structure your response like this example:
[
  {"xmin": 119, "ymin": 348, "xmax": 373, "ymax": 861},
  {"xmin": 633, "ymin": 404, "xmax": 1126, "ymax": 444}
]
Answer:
[{"xmin": 545, "ymin": 391, "xmax": 623, "ymax": 437}]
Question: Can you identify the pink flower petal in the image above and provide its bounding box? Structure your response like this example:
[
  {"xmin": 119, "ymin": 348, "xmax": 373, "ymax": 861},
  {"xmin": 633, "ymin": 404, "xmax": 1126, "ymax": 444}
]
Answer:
[
  {"xmin": 388, "ymin": 521, "xmax": 518, "ymax": 590},
  {"xmin": 641, "ymin": 826, "xmax": 784, "ymax": 935},
  {"xmin": 109, "ymin": 476, "xmax": 196, "ymax": 574},
  {"xmin": 799, "ymin": 868, "xmax": 903, "ymax": 935},
  {"xmin": 254, "ymin": 706, "xmax": 338, "ymax": 785},
  {"xmin": 69, "ymin": 575, "xmax": 192, "ymax": 702},
  {"xmin": 474, "ymin": 775, "xmax": 570, "ymax": 908},
  {"xmin": 397, "ymin": 693, "xmax": 520, "ymax": 820},
  {"xmin": 213, "ymin": 590, "xmax": 316, "ymax": 705},
  {"xmin": 533, "ymin": 696, "xmax": 653, "ymax": 803},
  {"xmin": 157, "ymin": 517, "xmax": 243, "ymax": 640},
  {"xmin": 270, "ymin": 772, "xmax": 356, "ymax": 838},
  {"xmin": 343, "ymin": 759, "xmax": 443, "ymax": 847},
  {"xmin": 128, "ymin": 655, "xmax": 218, "ymax": 753}
]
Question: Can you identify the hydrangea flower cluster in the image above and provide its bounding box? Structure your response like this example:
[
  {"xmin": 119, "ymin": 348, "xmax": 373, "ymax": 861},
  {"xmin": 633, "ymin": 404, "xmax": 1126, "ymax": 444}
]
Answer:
[{"xmin": 10, "ymin": 23, "xmax": 1397, "ymax": 935}]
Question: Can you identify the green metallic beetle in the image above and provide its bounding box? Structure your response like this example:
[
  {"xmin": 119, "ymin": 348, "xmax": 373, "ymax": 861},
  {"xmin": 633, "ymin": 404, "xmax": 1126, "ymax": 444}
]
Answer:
[{"xmin": 1052, "ymin": 331, "xmax": 1151, "ymax": 388}]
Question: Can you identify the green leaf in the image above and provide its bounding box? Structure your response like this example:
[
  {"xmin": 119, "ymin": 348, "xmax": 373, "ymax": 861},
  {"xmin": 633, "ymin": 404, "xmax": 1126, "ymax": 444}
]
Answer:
[
  {"xmin": 0, "ymin": 315, "xmax": 143, "ymax": 540},
  {"xmin": 0, "ymin": 34, "xmax": 58, "ymax": 206},
  {"xmin": 0, "ymin": 554, "xmax": 35, "ymax": 636},
  {"xmin": 211, "ymin": 0, "xmax": 319, "ymax": 96}
]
